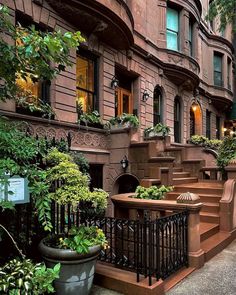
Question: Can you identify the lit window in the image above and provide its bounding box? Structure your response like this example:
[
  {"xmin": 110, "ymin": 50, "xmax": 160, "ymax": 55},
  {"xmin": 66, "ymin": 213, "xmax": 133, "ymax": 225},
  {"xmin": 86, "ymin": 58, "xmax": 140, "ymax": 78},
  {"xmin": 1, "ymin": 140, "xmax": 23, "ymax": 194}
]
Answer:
[
  {"xmin": 76, "ymin": 52, "xmax": 97, "ymax": 113},
  {"xmin": 15, "ymin": 26, "xmax": 50, "ymax": 112},
  {"xmin": 166, "ymin": 8, "xmax": 179, "ymax": 51}
]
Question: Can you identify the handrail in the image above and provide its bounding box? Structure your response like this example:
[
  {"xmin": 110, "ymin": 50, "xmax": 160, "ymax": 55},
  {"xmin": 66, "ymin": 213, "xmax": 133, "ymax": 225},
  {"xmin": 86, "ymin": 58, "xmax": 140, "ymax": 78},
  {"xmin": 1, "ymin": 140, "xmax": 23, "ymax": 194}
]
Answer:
[{"xmin": 220, "ymin": 179, "xmax": 236, "ymax": 232}]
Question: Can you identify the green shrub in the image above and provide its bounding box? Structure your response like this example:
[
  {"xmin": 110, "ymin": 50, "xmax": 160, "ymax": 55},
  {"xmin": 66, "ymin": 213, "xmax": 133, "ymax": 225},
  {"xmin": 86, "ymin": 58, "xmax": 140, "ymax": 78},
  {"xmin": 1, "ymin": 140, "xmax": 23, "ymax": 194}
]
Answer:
[
  {"xmin": 0, "ymin": 259, "xmax": 60, "ymax": 294},
  {"xmin": 133, "ymin": 185, "xmax": 173, "ymax": 200},
  {"xmin": 189, "ymin": 135, "xmax": 222, "ymax": 150},
  {"xmin": 217, "ymin": 136, "xmax": 236, "ymax": 170}
]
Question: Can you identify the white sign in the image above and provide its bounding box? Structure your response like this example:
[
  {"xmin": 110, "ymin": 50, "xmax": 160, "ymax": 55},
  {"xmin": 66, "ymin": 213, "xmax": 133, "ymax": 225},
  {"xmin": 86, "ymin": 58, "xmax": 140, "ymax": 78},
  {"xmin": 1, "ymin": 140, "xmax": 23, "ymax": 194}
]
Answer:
[
  {"xmin": 7, "ymin": 178, "xmax": 25, "ymax": 202},
  {"xmin": 0, "ymin": 176, "xmax": 29, "ymax": 204}
]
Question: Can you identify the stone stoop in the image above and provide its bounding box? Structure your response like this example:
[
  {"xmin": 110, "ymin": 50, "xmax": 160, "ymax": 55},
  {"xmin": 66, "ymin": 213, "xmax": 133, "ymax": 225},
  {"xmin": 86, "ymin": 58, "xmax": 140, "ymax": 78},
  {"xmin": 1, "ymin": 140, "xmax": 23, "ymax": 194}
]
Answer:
[
  {"xmin": 166, "ymin": 181, "xmax": 234, "ymax": 264},
  {"xmin": 95, "ymin": 262, "xmax": 197, "ymax": 295},
  {"xmin": 94, "ymin": 262, "xmax": 165, "ymax": 295}
]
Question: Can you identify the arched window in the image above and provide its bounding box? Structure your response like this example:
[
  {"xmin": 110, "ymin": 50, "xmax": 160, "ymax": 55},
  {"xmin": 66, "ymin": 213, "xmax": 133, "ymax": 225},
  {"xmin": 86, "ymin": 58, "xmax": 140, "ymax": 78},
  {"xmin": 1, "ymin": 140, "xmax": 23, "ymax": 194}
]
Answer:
[
  {"xmin": 190, "ymin": 108, "xmax": 195, "ymax": 137},
  {"xmin": 153, "ymin": 86, "xmax": 162, "ymax": 125},
  {"xmin": 174, "ymin": 96, "xmax": 181, "ymax": 143}
]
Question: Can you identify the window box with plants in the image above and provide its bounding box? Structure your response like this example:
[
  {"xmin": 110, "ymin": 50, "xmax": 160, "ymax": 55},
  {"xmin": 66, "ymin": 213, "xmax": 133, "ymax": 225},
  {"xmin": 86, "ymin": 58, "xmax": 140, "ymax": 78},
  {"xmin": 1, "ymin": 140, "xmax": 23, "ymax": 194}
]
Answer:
[
  {"xmin": 144, "ymin": 123, "xmax": 170, "ymax": 139},
  {"xmin": 108, "ymin": 113, "xmax": 139, "ymax": 130},
  {"xmin": 78, "ymin": 110, "xmax": 104, "ymax": 129}
]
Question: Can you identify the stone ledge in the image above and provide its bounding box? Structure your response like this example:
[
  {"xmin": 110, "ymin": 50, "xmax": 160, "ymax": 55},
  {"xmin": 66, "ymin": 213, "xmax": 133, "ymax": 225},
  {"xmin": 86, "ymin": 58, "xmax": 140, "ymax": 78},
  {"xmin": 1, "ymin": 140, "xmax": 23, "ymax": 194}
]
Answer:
[{"xmin": 95, "ymin": 262, "xmax": 164, "ymax": 295}]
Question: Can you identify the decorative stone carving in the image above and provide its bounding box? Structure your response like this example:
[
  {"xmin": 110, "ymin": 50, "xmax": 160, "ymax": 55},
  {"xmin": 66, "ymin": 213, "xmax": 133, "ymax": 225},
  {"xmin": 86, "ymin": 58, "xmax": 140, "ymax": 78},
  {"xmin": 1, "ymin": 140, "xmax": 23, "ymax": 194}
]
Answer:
[
  {"xmin": 228, "ymin": 158, "xmax": 236, "ymax": 166},
  {"xmin": 23, "ymin": 121, "xmax": 109, "ymax": 150},
  {"xmin": 35, "ymin": 127, "xmax": 46, "ymax": 137},
  {"xmin": 47, "ymin": 128, "xmax": 56, "ymax": 139},
  {"xmin": 177, "ymin": 192, "xmax": 200, "ymax": 204},
  {"xmin": 168, "ymin": 54, "xmax": 183, "ymax": 66},
  {"xmin": 189, "ymin": 61, "xmax": 198, "ymax": 73}
]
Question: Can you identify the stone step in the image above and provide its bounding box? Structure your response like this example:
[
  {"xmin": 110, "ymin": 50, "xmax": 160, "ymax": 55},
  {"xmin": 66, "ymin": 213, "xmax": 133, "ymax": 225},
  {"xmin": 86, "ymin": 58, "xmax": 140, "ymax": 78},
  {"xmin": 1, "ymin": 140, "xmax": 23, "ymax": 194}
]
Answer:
[
  {"xmin": 173, "ymin": 182, "xmax": 224, "ymax": 195},
  {"xmin": 173, "ymin": 167, "xmax": 183, "ymax": 172},
  {"xmin": 166, "ymin": 192, "xmax": 221, "ymax": 203},
  {"xmin": 200, "ymin": 222, "xmax": 219, "ymax": 242},
  {"xmin": 148, "ymin": 156, "xmax": 175, "ymax": 163},
  {"xmin": 201, "ymin": 202, "xmax": 219, "ymax": 214},
  {"xmin": 173, "ymin": 172, "xmax": 191, "ymax": 178},
  {"xmin": 173, "ymin": 177, "xmax": 198, "ymax": 185},
  {"xmin": 201, "ymin": 232, "xmax": 232, "ymax": 261},
  {"xmin": 140, "ymin": 178, "xmax": 161, "ymax": 187},
  {"xmin": 200, "ymin": 212, "xmax": 220, "ymax": 223},
  {"xmin": 95, "ymin": 262, "xmax": 164, "ymax": 295},
  {"xmin": 163, "ymin": 267, "xmax": 195, "ymax": 292}
]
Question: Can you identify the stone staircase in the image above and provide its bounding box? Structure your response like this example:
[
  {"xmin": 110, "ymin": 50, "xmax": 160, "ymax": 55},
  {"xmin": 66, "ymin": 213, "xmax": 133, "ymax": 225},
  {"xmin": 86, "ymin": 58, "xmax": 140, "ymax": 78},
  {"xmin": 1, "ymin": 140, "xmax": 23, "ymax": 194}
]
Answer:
[
  {"xmin": 130, "ymin": 139, "xmax": 233, "ymax": 262},
  {"xmin": 167, "ymin": 180, "xmax": 232, "ymax": 262}
]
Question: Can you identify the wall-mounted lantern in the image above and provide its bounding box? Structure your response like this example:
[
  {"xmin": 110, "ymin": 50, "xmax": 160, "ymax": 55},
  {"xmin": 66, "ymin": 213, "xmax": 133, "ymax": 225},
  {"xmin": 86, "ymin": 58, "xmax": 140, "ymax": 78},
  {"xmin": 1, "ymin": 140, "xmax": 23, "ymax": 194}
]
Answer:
[
  {"xmin": 120, "ymin": 156, "xmax": 129, "ymax": 171},
  {"xmin": 142, "ymin": 90, "xmax": 149, "ymax": 102},
  {"xmin": 111, "ymin": 76, "xmax": 119, "ymax": 89}
]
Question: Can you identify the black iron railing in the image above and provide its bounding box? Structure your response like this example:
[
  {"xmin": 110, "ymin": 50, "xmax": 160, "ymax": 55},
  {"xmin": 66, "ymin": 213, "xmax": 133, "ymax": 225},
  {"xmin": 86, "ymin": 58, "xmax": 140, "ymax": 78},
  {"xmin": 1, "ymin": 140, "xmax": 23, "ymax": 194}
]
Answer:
[
  {"xmin": 0, "ymin": 200, "xmax": 188, "ymax": 285},
  {"xmin": 80, "ymin": 211, "xmax": 189, "ymax": 286}
]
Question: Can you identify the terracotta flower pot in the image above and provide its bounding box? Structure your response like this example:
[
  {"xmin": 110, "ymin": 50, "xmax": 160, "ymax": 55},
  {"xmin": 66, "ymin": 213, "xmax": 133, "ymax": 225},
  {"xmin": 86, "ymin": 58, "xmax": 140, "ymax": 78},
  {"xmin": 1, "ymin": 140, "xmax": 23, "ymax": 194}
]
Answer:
[{"xmin": 38, "ymin": 239, "xmax": 101, "ymax": 295}]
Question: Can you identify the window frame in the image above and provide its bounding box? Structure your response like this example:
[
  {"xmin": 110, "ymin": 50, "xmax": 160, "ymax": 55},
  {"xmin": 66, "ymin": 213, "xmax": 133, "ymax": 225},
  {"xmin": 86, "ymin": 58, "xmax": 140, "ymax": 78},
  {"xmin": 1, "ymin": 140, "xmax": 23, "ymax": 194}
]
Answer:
[
  {"xmin": 166, "ymin": 7, "xmax": 179, "ymax": 51},
  {"xmin": 206, "ymin": 109, "xmax": 211, "ymax": 139},
  {"xmin": 15, "ymin": 14, "xmax": 51, "ymax": 110},
  {"xmin": 227, "ymin": 58, "xmax": 231, "ymax": 90},
  {"xmin": 76, "ymin": 49, "xmax": 99, "ymax": 113},
  {"xmin": 153, "ymin": 86, "xmax": 162, "ymax": 125},
  {"xmin": 213, "ymin": 52, "xmax": 223, "ymax": 87}
]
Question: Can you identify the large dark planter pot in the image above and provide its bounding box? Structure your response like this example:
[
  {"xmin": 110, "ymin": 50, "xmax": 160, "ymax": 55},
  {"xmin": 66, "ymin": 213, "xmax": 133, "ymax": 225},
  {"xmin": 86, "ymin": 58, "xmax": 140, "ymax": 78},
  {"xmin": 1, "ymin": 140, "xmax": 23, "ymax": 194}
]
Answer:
[{"xmin": 38, "ymin": 239, "xmax": 101, "ymax": 295}]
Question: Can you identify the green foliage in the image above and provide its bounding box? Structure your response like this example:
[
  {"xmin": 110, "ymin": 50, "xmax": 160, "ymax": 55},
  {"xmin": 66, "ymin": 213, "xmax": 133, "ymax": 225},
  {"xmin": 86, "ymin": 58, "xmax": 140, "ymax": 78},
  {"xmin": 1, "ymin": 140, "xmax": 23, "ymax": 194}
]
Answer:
[
  {"xmin": 190, "ymin": 135, "xmax": 222, "ymax": 150},
  {"xmin": 58, "ymin": 225, "xmax": 108, "ymax": 254},
  {"xmin": 144, "ymin": 123, "xmax": 170, "ymax": 137},
  {"xmin": 45, "ymin": 149, "xmax": 108, "ymax": 210},
  {"xmin": 217, "ymin": 136, "xmax": 236, "ymax": 170},
  {"xmin": 78, "ymin": 110, "xmax": 103, "ymax": 127},
  {"xmin": 134, "ymin": 185, "xmax": 173, "ymax": 200},
  {"xmin": 70, "ymin": 152, "xmax": 90, "ymax": 174},
  {"xmin": 0, "ymin": 258, "xmax": 60, "ymax": 294},
  {"xmin": 207, "ymin": 0, "xmax": 236, "ymax": 31},
  {"xmin": 0, "ymin": 5, "xmax": 85, "ymax": 101},
  {"xmin": 0, "ymin": 200, "xmax": 15, "ymax": 211},
  {"xmin": 17, "ymin": 95, "xmax": 55, "ymax": 119},
  {"xmin": 108, "ymin": 113, "xmax": 139, "ymax": 128}
]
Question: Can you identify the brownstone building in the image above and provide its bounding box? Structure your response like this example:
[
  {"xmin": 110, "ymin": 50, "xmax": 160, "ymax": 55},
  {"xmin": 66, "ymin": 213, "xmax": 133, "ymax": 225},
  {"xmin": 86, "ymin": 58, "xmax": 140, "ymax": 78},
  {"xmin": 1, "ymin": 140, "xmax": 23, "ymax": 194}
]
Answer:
[{"xmin": 0, "ymin": 0, "xmax": 235, "ymax": 213}]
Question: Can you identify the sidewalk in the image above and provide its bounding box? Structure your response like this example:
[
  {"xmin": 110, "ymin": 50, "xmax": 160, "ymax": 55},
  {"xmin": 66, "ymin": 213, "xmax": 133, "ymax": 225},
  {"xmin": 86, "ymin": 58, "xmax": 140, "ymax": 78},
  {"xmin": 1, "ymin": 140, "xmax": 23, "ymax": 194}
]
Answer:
[
  {"xmin": 92, "ymin": 239, "xmax": 236, "ymax": 295},
  {"xmin": 167, "ymin": 239, "xmax": 236, "ymax": 295}
]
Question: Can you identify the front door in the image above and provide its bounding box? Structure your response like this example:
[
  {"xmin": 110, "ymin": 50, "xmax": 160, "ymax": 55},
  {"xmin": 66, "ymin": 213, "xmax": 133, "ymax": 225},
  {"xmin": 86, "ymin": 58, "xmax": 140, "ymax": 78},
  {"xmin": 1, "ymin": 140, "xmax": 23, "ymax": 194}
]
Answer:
[{"xmin": 115, "ymin": 88, "xmax": 133, "ymax": 116}]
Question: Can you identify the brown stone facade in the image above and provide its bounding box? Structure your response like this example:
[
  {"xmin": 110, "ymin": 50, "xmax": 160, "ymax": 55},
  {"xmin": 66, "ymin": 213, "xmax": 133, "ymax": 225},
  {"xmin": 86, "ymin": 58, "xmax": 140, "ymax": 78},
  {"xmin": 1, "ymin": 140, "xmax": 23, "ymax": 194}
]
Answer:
[{"xmin": 0, "ymin": 0, "xmax": 234, "ymax": 211}]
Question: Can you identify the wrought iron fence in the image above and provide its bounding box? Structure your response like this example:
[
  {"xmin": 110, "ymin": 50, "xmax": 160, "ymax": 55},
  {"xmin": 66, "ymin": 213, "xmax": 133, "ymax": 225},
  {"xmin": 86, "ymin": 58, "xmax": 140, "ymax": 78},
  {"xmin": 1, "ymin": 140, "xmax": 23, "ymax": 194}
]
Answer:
[
  {"xmin": 0, "ymin": 199, "xmax": 188, "ymax": 286},
  {"xmin": 80, "ymin": 211, "xmax": 189, "ymax": 286}
]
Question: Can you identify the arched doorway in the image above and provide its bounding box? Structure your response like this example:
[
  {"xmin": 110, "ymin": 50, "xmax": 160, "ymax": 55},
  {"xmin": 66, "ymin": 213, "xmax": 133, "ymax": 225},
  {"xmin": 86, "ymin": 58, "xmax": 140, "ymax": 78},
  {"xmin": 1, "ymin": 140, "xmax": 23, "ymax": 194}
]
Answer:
[
  {"xmin": 153, "ymin": 86, "xmax": 163, "ymax": 125},
  {"xmin": 112, "ymin": 174, "xmax": 139, "ymax": 195},
  {"xmin": 174, "ymin": 96, "xmax": 181, "ymax": 143},
  {"xmin": 190, "ymin": 102, "xmax": 202, "ymax": 136}
]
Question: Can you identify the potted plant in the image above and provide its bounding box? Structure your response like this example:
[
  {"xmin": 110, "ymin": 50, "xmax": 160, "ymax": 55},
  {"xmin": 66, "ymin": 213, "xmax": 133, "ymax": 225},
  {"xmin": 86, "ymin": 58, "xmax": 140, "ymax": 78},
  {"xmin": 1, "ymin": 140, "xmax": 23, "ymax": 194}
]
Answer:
[
  {"xmin": 108, "ymin": 113, "xmax": 139, "ymax": 129},
  {"xmin": 38, "ymin": 148, "xmax": 108, "ymax": 295},
  {"xmin": 144, "ymin": 123, "xmax": 170, "ymax": 138},
  {"xmin": 78, "ymin": 110, "xmax": 104, "ymax": 129}
]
